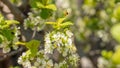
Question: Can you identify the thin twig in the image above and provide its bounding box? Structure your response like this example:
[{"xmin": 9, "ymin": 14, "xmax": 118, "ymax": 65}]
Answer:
[{"xmin": 32, "ymin": 27, "xmax": 37, "ymax": 39}]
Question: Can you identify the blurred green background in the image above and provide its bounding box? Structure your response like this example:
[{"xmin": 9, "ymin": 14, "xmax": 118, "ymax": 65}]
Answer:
[{"xmin": 1, "ymin": 0, "xmax": 120, "ymax": 68}]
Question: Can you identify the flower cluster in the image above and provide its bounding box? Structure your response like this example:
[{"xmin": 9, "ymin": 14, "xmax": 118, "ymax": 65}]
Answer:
[
  {"xmin": 18, "ymin": 50, "xmax": 53, "ymax": 68},
  {"xmin": 18, "ymin": 29, "xmax": 79, "ymax": 68},
  {"xmin": 0, "ymin": 14, "xmax": 20, "ymax": 53},
  {"xmin": 0, "ymin": 27, "xmax": 20, "ymax": 53},
  {"xmin": 24, "ymin": 12, "xmax": 45, "ymax": 31},
  {"xmin": 44, "ymin": 30, "xmax": 79, "ymax": 67},
  {"xmin": 45, "ymin": 30, "xmax": 75, "ymax": 54}
]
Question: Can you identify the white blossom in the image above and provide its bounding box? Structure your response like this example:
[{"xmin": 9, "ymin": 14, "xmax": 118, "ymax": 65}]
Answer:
[
  {"xmin": 34, "ymin": 61, "xmax": 39, "ymax": 67},
  {"xmin": 62, "ymin": 51, "xmax": 67, "ymax": 57},
  {"xmin": 18, "ymin": 30, "xmax": 79, "ymax": 68},
  {"xmin": 3, "ymin": 46, "xmax": 10, "ymax": 53},
  {"xmin": 12, "ymin": 44, "xmax": 18, "ymax": 50},
  {"xmin": 54, "ymin": 63, "xmax": 59, "ymax": 68},
  {"xmin": 23, "ymin": 60, "xmax": 31, "ymax": 68},
  {"xmin": 56, "ymin": 0, "xmax": 70, "ymax": 9},
  {"xmin": 18, "ymin": 56, "xmax": 23, "ymax": 64},
  {"xmin": 66, "ymin": 30, "xmax": 73, "ymax": 37},
  {"xmin": 47, "ymin": 60, "xmax": 53, "ymax": 66},
  {"xmin": 67, "ymin": 38, "xmax": 72, "ymax": 45}
]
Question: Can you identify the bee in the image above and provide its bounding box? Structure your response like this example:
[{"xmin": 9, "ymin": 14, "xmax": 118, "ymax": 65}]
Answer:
[
  {"xmin": 64, "ymin": 10, "xmax": 69, "ymax": 16},
  {"xmin": 64, "ymin": 9, "xmax": 71, "ymax": 16}
]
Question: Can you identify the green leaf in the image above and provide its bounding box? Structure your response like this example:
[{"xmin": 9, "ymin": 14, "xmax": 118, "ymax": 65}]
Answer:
[
  {"xmin": 40, "ymin": 0, "xmax": 49, "ymax": 5},
  {"xmin": 25, "ymin": 20, "xmax": 35, "ymax": 28},
  {"xmin": 46, "ymin": 22, "xmax": 56, "ymax": 25},
  {"xmin": 26, "ymin": 40, "xmax": 40, "ymax": 57},
  {"xmin": 111, "ymin": 23, "xmax": 120, "ymax": 43},
  {"xmin": 0, "ymin": 14, "xmax": 4, "ymax": 23},
  {"xmin": 30, "ymin": 0, "xmax": 41, "ymax": 8},
  {"xmin": 36, "ymin": 1, "xmax": 56, "ymax": 11},
  {"xmin": 1, "ymin": 25, "xmax": 9, "ymax": 29},
  {"xmin": 30, "ymin": 0, "xmax": 51, "ymax": 8},
  {"xmin": 5, "ymin": 20, "xmax": 19, "ymax": 25},
  {"xmin": 39, "ymin": 0, "xmax": 51, "ymax": 5},
  {"xmin": 61, "ymin": 22, "xmax": 73, "ymax": 28},
  {"xmin": 15, "ymin": 41, "xmax": 26, "ymax": 45},
  {"xmin": 45, "ymin": 0, "xmax": 51, "ymax": 5},
  {"xmin": 57, "ymin": 18, "xmax": 66, "ymax": 24},
  {"xmin": 40, "ymin": 9, "xmax": 53, "ymax": 19},
  {"xmin": 36, "ymin": 2, "xmax": 44, "ymax": 8},
  {"xmin": 45, "ymin": 17, "xmax": 72, "ymax": 30},
  {"xmin": 26, "ymin": 50, "xmax": 32, "ymax": 58},
  {"xmin": 45, "ymin": 4, "xmax": 57, "ymax": 11},
  {"xmin": 1, "ymin": 20, "xmax": 19, "ymax": 29},
  {"xmin": 0, "ymin": 19, "xmax": 19, "ymax": 29},
  {"xmin": 1, "ymin": 29, "xmax": 14, "ymax": 41}
]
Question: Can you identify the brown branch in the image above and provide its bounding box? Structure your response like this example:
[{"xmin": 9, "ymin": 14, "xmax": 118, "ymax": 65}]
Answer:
[
  {"xmin": 0, "ymin": 0, "xmax": 26, "ymax": 22},
  {"xmin": 19, "ymin": 0, "xmax": 29, "ymax": 9},
  {"xmin": 0, "ymin": 47, "xmax": 25, "ymax": 61},
  {"xmin": 0, "ymin": 1, "xmax": 3, "ymax": 13},
  {"xmin": 19, "ymin": 0, "xmax": 30, "ymax": 15}
]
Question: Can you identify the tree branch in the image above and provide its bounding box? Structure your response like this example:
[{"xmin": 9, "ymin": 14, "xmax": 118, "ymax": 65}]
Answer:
[
  {"xmin": 0, "ymin": 47, "xmax": 25, "ymax": 61},
  {"xmin": 0, "ymin": 0, "xmax": 26, "ymax": 22},
  {"xmin": 19, "ymin": 0, "xmax": 29, "ymax": 9}
]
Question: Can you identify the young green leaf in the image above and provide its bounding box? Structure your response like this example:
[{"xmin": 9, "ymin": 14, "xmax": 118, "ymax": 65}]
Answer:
[
  {"xmin": 57, "ymin": 18, "xmax": 66, "ymax": 24},
  {"xmin": 1, "ymin": 29, "xmax": 14, "ymax": 41},
  {"xmin": 26, "ymin": 40, "xmax": 40, "ymax": 57},
  {"xmin": 46, "ymin": 17, "xmax": 73, "ymax": 30},
  {"xmin": 5, "ymin": 20, "xmax": 19, "ymax": 25},
  {"xmin": 46, "ymin": 22, "xmax": 56, "ymax": 25},
  {"xmin": 0, "ymin": 15, "xmax": 4, "ymax": 23},
  {"xmin": 15, "ymin": 41, "xmax": 26, "ymax": 45},
  {"xmin": 36, "ymin": 2, "xmax": 44, "ymax": 8},
  {"xmin": 45, "ymin": 4, "xmax": 57, "ymax": 11},
  {"xmin": 40, "ymin": 9, "xmax": 53, "ymax": 19},
  {"xmin": 30, "ymin": 0, "xmax": 40, "ymax": 8},
  {"xmin": 61, "ymin": 22, "xmax": 73, "ymax": 28}
]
